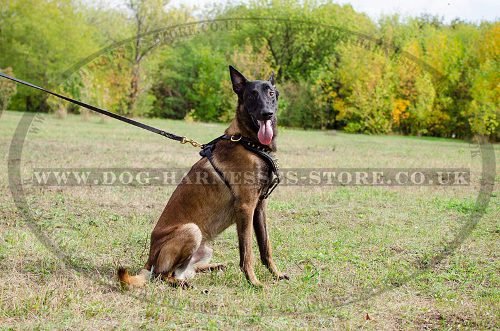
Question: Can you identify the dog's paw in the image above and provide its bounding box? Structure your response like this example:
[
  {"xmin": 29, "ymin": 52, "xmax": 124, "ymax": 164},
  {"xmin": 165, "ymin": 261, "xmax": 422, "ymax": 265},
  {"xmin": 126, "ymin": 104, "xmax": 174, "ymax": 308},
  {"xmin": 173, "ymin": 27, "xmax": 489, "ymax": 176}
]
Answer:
[
  {"xmin": 162, "ymin": 275, "xmax": 193, "ymax": 289},
  {"xmin": 177, "ymin": 280, "xmax": 193, "ymax": 289},
  {"xmin": 195, "ymin": 263, "xmax": 226, "ymax": 273},
  {"xmin": 170, "ymin": 279, "xmax": 192, "ymax": 289},
  {"xmin": 249, "ymin": 280, "xmax": 264, "ymax": 288},
  {"xmin": 212, "ymin": 263, "xmax": 226, "ymax": 272},
  {"xmin": 276, "ymin": 273, "xmax": 290, "ymax": 281}
]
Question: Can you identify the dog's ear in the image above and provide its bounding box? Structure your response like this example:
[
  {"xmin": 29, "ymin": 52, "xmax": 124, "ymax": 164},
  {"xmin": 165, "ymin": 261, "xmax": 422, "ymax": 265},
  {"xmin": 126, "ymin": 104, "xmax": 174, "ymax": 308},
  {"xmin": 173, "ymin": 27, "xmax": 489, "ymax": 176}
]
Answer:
[
  {"xmin": 268, "ymin": 72, "xmax": 275, "ymax": 87},
  {"xmin": 229, "ymin": 66, "xmax": 247, "ymax": 94}
]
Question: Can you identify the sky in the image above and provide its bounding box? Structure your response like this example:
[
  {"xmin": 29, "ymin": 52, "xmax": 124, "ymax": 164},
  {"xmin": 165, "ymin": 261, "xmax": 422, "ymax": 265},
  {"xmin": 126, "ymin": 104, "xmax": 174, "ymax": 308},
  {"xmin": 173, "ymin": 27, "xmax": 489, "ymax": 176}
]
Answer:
[{"xmin": 167, "ymin": 0, "xmax": 499, "ymax": 23}]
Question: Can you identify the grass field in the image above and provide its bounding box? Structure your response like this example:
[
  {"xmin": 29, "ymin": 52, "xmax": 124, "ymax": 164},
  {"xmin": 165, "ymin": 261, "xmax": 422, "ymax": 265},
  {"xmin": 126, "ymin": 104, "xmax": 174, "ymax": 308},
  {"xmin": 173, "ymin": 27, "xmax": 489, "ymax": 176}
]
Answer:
[{"xmin": 0, "ymin": 110, "xmax": 498, "ymax": 329}]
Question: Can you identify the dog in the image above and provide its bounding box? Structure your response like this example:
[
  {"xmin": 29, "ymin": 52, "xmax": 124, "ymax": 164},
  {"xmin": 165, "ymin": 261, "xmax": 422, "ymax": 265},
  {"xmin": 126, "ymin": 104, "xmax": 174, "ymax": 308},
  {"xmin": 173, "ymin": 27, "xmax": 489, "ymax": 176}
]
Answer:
[{"xmin": 118, "ymin": 66, "xmax": 288, "ymax": 288}]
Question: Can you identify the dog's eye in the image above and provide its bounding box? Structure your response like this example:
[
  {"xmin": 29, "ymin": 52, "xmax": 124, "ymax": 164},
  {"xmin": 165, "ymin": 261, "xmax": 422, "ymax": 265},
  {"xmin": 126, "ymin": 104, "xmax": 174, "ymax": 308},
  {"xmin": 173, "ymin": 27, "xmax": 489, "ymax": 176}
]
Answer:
[{"xmin": 269, "ymin": 90, "xmax": 275, "ymax": 97}]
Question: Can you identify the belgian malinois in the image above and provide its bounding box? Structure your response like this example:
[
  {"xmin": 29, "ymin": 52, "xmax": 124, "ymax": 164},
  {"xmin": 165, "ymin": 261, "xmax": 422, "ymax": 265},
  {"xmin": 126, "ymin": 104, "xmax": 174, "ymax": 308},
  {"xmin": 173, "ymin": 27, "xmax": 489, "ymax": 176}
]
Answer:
[{"xmin": 118, "ymin": 66, "xmax": 288, "ymax": 288}]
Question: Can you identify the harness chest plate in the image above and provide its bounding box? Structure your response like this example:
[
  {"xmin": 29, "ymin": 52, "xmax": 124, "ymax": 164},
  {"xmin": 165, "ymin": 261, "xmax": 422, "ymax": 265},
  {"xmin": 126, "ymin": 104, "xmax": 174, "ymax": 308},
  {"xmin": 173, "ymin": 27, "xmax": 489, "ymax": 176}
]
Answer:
[{"xmin": 199, "ymin": 135, "xmax": 280, "ymax": 200}]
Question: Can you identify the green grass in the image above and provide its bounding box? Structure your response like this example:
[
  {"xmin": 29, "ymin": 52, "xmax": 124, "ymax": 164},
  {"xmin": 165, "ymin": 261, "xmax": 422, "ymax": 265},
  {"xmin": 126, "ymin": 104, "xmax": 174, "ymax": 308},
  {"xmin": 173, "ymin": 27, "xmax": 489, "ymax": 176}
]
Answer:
[{"xmin": 0, "ymin": 110, "xmax": 498, "ymax": 329}]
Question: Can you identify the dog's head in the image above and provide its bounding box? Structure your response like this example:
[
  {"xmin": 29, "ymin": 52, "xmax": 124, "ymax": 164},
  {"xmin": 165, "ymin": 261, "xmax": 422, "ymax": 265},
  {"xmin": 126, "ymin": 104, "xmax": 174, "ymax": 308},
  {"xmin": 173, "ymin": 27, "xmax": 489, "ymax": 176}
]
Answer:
[{"xmin": 229, "ymin": 65, "xmax": 279, "ymax": 146}]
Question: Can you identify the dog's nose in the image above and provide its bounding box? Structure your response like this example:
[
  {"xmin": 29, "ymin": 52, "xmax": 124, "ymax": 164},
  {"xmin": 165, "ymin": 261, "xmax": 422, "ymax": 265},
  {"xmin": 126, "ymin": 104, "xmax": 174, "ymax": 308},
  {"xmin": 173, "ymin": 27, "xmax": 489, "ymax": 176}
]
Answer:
[{"xmin": 261, "ymin": 111, "xmax": 274, "ymax": 119}]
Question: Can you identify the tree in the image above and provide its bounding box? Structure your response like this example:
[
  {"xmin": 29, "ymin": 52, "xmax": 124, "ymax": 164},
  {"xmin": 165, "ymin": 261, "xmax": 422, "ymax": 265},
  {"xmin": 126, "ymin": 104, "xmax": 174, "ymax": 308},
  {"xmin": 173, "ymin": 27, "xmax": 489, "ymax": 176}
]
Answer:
[{"xmin": 124, "ymin": 0, "xmax": 170, "ymax": 115}]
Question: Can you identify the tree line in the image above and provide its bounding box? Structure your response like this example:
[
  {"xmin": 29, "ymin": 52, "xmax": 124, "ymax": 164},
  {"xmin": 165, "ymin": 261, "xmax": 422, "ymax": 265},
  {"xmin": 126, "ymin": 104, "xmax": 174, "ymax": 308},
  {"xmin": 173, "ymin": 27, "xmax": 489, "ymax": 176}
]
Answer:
[{"xmin": 0, "ymin": 0, "xmax": 498, "ymax": 139}]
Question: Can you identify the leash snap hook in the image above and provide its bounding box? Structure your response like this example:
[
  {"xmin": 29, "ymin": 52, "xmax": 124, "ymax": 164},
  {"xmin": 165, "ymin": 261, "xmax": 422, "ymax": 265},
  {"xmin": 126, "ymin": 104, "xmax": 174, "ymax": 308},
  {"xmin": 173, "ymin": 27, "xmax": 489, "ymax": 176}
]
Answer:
[{"xmin": 180, "ymin": 137, "xmax": 203, "ymax": 149}]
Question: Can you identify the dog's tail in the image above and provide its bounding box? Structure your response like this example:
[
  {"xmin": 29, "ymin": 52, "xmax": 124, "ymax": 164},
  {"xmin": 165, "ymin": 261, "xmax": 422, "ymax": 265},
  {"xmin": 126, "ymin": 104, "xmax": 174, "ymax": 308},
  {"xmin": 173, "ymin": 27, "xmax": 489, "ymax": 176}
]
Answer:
[{"xmin": 117, "ymin": 267, "xmax": 151, "ymax": 288}]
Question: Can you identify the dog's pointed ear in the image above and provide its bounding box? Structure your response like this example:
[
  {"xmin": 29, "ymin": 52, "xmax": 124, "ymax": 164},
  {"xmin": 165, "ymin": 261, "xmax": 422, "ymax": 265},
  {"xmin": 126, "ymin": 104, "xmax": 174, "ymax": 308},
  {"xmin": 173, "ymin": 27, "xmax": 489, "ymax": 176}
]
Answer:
[
  {"xmin": 269, "ymin": 72, "xmax": 276, "ymax": 87},
  {"xmin": 229, "ymin": 66, "xmax": 247, "ymax": 94}
]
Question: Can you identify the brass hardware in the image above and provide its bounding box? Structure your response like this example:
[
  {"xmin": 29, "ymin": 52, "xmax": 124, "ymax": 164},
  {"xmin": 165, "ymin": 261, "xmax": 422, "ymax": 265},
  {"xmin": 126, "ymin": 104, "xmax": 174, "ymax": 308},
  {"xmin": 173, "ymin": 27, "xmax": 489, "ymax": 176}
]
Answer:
[{"xmin": 180, "ymin": 137, "xmax": 203, "ymax": 148}]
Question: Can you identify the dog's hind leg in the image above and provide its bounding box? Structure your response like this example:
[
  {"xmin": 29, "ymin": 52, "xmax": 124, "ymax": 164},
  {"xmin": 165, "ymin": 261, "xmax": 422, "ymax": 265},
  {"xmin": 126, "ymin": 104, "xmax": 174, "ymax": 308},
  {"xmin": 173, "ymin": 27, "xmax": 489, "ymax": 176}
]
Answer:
[
  {"xmin": 190, "ymin": 244, "xmax": 226, "ymax": 273},
  {"xmin": 192, "ymin": 244, "xmax": 213, "ymax": 264},
  {"xmin": 153, "ymin": 223, "xmax": 202, "ymax": 285}
]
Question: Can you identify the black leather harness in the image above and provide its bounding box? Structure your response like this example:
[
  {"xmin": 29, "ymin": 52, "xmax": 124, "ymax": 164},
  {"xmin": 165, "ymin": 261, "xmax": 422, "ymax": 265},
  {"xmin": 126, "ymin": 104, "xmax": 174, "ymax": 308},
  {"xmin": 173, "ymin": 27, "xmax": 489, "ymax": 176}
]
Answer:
[{"xmin": 199, "ymin": 134, "xmax": 280, "ymax": 200}]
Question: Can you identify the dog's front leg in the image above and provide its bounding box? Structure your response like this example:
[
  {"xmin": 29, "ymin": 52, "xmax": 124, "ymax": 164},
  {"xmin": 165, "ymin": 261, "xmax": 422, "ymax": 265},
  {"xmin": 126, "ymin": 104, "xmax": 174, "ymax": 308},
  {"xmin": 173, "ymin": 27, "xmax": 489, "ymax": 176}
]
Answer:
[
  {"xmin": 236, "ymin": 202, "xmax": 262, "ymax": 287},
  {"xmin": 253, "ymin": 202, "xmax": 289, "ymax": 280}
]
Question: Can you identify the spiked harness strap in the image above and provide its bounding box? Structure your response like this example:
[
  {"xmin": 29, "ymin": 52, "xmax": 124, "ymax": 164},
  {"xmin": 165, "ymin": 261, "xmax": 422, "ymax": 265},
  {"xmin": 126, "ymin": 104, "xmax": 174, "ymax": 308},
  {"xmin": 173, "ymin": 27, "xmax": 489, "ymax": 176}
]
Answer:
[{"xmin": 199, "ymin": 135, "xmax": 280, "ymax": 200}]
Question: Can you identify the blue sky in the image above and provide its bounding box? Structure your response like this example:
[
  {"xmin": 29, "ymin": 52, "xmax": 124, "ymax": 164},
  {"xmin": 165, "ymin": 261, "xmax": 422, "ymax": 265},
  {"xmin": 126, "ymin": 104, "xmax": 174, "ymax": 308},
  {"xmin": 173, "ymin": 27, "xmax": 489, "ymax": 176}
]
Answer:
[{"xmin": 167, "ymin": 0, "xmax": 498, "ymax": 23}]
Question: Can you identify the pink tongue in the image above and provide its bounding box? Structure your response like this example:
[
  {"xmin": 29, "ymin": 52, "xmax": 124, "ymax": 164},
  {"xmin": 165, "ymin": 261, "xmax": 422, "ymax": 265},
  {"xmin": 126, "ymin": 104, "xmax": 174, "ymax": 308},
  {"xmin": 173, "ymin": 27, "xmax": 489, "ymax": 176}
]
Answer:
[{"xmin": 258, "ymin": 120, "xmax": 273, "ymax": 145}]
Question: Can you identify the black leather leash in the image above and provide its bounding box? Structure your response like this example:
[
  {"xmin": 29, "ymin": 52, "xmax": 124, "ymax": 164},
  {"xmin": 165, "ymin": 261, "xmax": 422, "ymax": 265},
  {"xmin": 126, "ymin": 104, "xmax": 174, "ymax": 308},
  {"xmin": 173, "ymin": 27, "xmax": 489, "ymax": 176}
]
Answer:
[
  {"xmin": 0, "ymin": 72, "xmax": 280, "ymax": 199},
  {"xmin": 0, "ymin": 72, "xmax": 203, "ymax": 147}
]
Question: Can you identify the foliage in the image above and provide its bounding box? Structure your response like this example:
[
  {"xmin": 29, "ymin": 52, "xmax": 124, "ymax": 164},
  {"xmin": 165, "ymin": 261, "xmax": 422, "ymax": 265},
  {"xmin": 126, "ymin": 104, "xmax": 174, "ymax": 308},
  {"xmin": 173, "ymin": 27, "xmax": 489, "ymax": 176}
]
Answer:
[
  {"xmin": 0, "ymin": 0, "xmax": 498, "ymax": 139},
  {"xmin": 0, "ymin": 0, "xmax": 100, "ymax": 111},
  {"xmin": 467, "ymin": 24, "xmax": 500, "ymax": 138},
  {"xmin": 150, "ymin": 40, "xmax": 231, "ymax": 121},
  {"xmin": 279, "ymin": 80, "xmax": 317, "ymax": 129}
]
